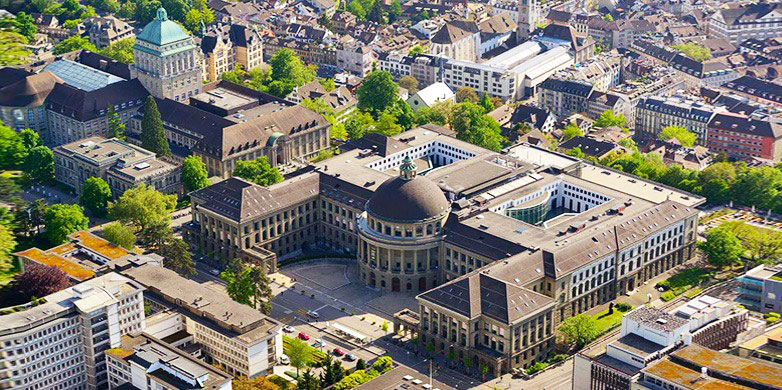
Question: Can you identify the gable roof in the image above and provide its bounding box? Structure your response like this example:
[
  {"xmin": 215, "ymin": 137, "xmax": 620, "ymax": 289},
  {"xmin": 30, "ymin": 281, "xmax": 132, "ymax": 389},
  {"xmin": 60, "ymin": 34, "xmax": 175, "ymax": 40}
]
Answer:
[
  {"xmin": 46, "ymin": 79, "xmax": 149, "ymax": 122},
  {"xmin": 431, "ymin": 20, "xmax": 479, "ymax": 44}
]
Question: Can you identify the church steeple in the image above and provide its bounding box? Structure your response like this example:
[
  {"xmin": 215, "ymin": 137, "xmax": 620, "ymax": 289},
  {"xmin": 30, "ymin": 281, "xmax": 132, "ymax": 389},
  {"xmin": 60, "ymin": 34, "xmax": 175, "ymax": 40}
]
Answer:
[{"xmin": 400, "ymin": 155, "xmax": 417, "ymax": 180}]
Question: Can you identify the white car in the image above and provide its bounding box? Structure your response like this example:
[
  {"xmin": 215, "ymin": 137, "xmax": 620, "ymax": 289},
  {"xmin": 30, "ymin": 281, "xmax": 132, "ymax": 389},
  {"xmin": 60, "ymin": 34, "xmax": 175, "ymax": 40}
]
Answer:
[
  {"xmin": 209, "ymin": 269, "xmax": 220, "ymax": 276},
  {"xmin": 307, "ymin": 310, "xmax": 320, "ymax": 318},
  {"xmin": 282, "ymin": 325, "xmax": 296, "ymax": 333},
  {"xmin": 313, "ymin": 339, "xmax": 326, "ymax": 348},
  {"xmin": 280, "ymin": 354, "xmax": 290, "ymax": 365}
]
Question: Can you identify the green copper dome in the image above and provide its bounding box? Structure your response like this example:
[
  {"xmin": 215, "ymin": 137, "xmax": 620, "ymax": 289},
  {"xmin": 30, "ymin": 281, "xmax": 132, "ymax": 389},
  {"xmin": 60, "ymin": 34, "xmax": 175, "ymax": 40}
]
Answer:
[{"xmin": 136, "ymin": 8, "xmax": 191, "ymax": 47}]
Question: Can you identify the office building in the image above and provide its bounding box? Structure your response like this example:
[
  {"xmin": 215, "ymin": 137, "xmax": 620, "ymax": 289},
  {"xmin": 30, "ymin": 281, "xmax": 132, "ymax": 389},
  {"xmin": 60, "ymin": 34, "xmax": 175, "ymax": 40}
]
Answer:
[
  {"xmin": 708, "ymin": 2, "xmax": 782, "ymax": 46},
  {"xmin": 0, "ymin": 273, "xmax": 145, "ymax": 390}
]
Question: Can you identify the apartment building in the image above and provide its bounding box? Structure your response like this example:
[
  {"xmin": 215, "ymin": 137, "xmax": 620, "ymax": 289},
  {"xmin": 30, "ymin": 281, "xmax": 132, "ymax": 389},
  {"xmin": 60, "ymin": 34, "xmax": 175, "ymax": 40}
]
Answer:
[
  {"xmin": 707, "ymin": 112, "xmax": 782, "ymax": 160},
  {"xmin": 122, "ymin": 264, "xmax": 283, "ymax": 378},
  {"xmin": 635, "ymin": 96, "xmax": 721, "ymax": 145},
  {"xmin": 84, "ymin": 16, "xmax": 135, "ymax": 49},
  {"xmin": 200, "ymin": 23, "xmax": 263, "ymax": 82},
  {"xmin": 574, "ymin": 299, "xmax": 750, "ymax": 390},
  {"xmin": 106, "ymin": 333, "xmax": 232, "ymax": 390},
  {"xmin": 53, "ymin": 137, "xmax": 181, "ymax": 197},
  {"xmin": 0, "ymin": 273, "xmax": 145, "ymax": 390},
  {"xmin": 708, "ymin": 2, "xmax": 782, "ymax": 46},
  {"xmin": 538, "ymin": 78, "xmax": 594, "ymax": 117},
  {"xmin": 336, "ymin": 43, "xmax": 376, "ymax": 77},
  {"xmin": 738, "ymin": 265, "xmax": 782, "ymax": 313},
  {"xmin": 184, "ymin": 125, "xmax": 705, "ymax": 378}
]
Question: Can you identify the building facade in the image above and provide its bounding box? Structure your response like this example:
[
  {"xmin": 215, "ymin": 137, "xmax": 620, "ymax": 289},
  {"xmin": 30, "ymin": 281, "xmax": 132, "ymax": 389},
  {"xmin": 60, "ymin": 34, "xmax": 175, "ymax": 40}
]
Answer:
[
  {"xmin": 85, "ymin": 16, "xmax": 135, "ymax": 49},
  {"xmin": 200, "ymin": 23, "xmax": 263, "ymax": 82},
  {"xmin": 133, "ymin": 8, "xmax": 203, "ymax": 102},
  {"xmin": 634, "ymin": 96, "xmax": 721, "ymax": 145},
  {"xmin": 707, "ymin": 113, "xmax": 782, "ymax": 160},
  {"xmin": 708, "ymin": 2, "xmax": 782, "ymax": 46}
]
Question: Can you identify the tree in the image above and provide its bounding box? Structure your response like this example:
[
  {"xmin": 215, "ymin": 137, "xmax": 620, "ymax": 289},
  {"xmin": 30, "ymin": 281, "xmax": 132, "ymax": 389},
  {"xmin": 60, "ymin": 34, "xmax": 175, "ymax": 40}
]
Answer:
[
  {"xmin": 559, "ymin": 314, "xmax": 600, "ymax": 348},
  {"xmin": 0, "ymin": 32, "xmax": 31, "ymax": 66},
  {"xmin": 593, "ymin": 110, "xmax": 626, "ymax": 129},
  {"xmin": 415, "ymin": 100, "xmax": 455, "ymax": 128},
  {"xmin": 0, "ymin": 122, "xmax": 26, "ymax": 169},
  {"xmin": 182, "ymin": 155, "xmax": 210, "ymax": 192},
  {"xmin": 100, "ymin": 38, "xmax": 135, "ymax": 64},
  {"xmin": 372, "ymin": 111, "xmax": 402, "ymax": 136},
  {"xmin": 233, "ymin": 156, "xmax": 283, "ymax": 186},
  {"xmin": 25, "ymin": 146, "xmax": 55, "ymax": 183},
  {"xmin": 320, "ymin": 78, "xmax": 336, "ymax": 92},
  {"xmin": 345, "ymin": 111, "xmax": 375, "ymax": 140},
  {"xmin": 0, "ymin": 225, "xmax": 15, "ymax": 271},
  {"xmin": 109, "ymin": 183, "xmax": 177, "ymax": 232},
  {"xmin": 44, "ymin": 204, "xmax": 89, "ymax": 245},
  {"xmin": 699, "ymin": 228, "xmax": 744, "ymax": 268},
  {"xmin": 13, "ymin": 263, "xmax": 71, "ymax": 298},
  {"xmin": 106, "ymin": 106, "xmax": 127, "ymax": 141},
  {"xmin": 233, "ymin": 376, "xmax": 279, "ymax": 390},
  {"xmin": 348, "ymin": 0, "xmax": 366, "ymax": 19},
  {"xmin": 734, "ymin": 166, "xmax": 782, "ymax": 210},
  {"xmin": 357, "ymin": 70, "xmax": 399, "ymax": 117},
  {"xmin": 15, "ymin": 12, "xmax": 37, "ymax": 41},
  {"xmin": 30, "ymin": 0, "xmax": 63, "ymax": 15},
  {"xmin": 61, "ymin": 0, "xmax": 82, "ymax": 20},
  {"xmin": 603, "ymin": 13, "xmax": 614, "ymax": 21},
  {"xmin": 408, "ymin": 45, "xmax": 425, "ymax": 56},
  {"xmin": 355, "ymin": 359, "xmax": 366, "ymax": 370},
  {"xmin": 29, "ymin": 198, "xmax": 48, "ymax": 236},
  {"xmin": 19, "ymin": 129, "xmax": 41, "ymax": 150},
  {"xmin": 286, "ymin": 339, "xmax": 312, "ymax": 377},
  {"xmin": 268, "ymin": 48, "xmax": 316, "ymax": 97},
  {"xmin": 388, "ymin": 0, "xmax": 402, "ymax": 22},
  {"xmin": 320, "ymin": 354, "xmax": 346, "ymax": 388},
  {"xmin": 141, "ymin": 96, "xmax": 171, "ymax": 157},
  {"xmin": 479, "ymin": 92, "xmax": 494, "ymax": 113},
  {"xmin": 455, "ymin": 87, "xmax": 478, "ymax": 103},
  {"xmin": 220, "ymin": 260, "xmax": 273, "ymax": 314},
  {"xmin": 722, "ymin": 221, "xmax": 782, "ymax": 265},
  {"xmin": 463, "ymin": 355, "xmax": 472, "ymax": 373},
  {"xmin": 480, "ymin": 364, "xmax": 488, "ymax": 381},
  {"xmin": 53, "ymin": 35, "xmax": 97, "ymax": 55},
  {"xmin": 398, "ymin": 76, "xmax": 419, "ymax": 93},
  {"xmin": 80, "ymin": 177, "xmax": 113, "ymax": 215},
  {"xmin": 658, "ymin": 126, "xmax": 696, "ymax": 148},
  {"xmin": 561, "ymin": 123, "xmax": 583, "ymax": 142},
  {"xmin": 161, "ymin": 236, "xmax": 196, "ymax": 276},
  {"xmin": 673, "ymin": 42, "xmax": 712, "ymax": 62},
  {"xmin": 452, "ymin": 102, "xmax": 505, "ymax": 151},
  {"xmin": 102, "ymin": 222, "xmax": 136, "ymax": 250},
  {"xmin": 298, "ymin": 369, "xmax": 319, "ymax": 390},
  {"xmin": 141, "ymin": 219, "xmax": 173, "ymax": 251}
]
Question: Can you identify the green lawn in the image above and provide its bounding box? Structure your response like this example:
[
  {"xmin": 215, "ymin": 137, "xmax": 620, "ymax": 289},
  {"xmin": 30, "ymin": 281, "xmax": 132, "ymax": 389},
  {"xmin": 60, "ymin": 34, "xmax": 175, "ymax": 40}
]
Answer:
[
  {"xmin": 592, "ymin": 305, "xmax": 632, "ymax": 332},
  {"xmin": 282, "ymin": 335, "xmax": 327, "ymax": 364},
  {"xmin": 656, "ymin": 267, "xmax": 712, "ymax": 296}
]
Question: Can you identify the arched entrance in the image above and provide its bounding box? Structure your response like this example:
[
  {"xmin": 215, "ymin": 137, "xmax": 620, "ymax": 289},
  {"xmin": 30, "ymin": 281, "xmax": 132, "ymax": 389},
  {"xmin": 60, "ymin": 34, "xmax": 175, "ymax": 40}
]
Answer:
[
  {"xmin": 418, "ymin": 277, "xmax": 427, "ymax": 291},
  {"xmin": 392, "ymin": 277, "xmax": 400, "ymax": 292}
]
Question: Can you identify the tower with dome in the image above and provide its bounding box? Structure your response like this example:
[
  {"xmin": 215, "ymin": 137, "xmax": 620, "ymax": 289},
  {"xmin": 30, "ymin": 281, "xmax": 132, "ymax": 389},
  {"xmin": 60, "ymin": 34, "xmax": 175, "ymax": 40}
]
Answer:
[{"xmin": 132, "ymin": 7, "xmax": 203, "ymax": 102}]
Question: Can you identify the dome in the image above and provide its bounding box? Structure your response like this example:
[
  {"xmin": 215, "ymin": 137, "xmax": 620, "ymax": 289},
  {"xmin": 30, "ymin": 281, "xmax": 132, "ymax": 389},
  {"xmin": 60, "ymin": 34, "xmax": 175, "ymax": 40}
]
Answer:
[
  {"xmin": 367, "ymin": 161, "xmax": 450, "ymax": 223},
  {"xmin": 136, "ymin": 8, "xmax": 191, "ymax": 47}
]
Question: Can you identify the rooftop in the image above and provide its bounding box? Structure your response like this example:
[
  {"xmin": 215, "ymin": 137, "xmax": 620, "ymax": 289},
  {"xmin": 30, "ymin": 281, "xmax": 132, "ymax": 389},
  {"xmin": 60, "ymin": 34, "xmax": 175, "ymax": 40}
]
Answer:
[
  {"xmin": 353, "ymin": 365, "xmax": 455, "ymax": 390},
  {"xmin": 671, "ymin": 344, "xmax": 782, "ymax": 389},
  {"xmin": 43, "ymin": 59, "xmax": 124, "ymax": 92}
]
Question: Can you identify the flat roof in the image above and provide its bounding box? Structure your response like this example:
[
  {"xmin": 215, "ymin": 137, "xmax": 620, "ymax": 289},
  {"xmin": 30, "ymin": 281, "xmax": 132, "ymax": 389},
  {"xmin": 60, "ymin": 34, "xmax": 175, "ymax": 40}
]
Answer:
[
  {"xmin": 191, "ymin": 87, "xmax": 257, "ymax": 112},
  {"xmin": 353, "ymin": 366, "xmax": 455, "ymax": 390},
  {"xmin": 577, "ymin": 164, "xmax": 705, "ymax": 207},
  {"xmin": 643, "ymin": 358, "xmax": 752, "ymax": 390},
  {"xmin": 672, "ymin": 344, "xmax": 782, "ymax": 389},
  {"xmin": 506, "ymin": 143, "xmax": 580, "ymax": 170}
]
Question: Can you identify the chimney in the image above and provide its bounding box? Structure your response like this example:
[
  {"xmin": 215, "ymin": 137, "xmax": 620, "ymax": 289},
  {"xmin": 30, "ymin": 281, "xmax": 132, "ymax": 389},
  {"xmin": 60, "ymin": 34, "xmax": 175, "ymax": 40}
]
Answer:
[
  {"xmin": 99, "ymin": 59, "xmax": 108, "ymax": 70},
  {"xmin": 700, "ymin": 367, "xmax": 708, "ymax": 380}
]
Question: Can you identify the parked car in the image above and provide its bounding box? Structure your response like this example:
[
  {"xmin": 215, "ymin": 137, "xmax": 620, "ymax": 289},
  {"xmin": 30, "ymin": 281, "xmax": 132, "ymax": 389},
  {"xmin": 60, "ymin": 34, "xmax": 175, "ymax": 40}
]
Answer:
[
  {"xmin": 282, "ymin": 325, "xmax": 295, "ymax": 333},
  {"xmin": 209, "ymin": 269, "xmax": 220, "ymax": 276},
  {"xmin": 307, "ymin": 310, "xmax": 320, "ymax": 318},
  {"xmin": 333, "ymin": 347, "xmax": 346, "ymax": 356},
  {"xmin": 280, "ymin": 354, "xmax": 290, "ymax": 365},
  {"xmin": 298, "ymin": 332, "xmax": 310, "ymax": 340},
  {"xmin": 344, "ymin": 353, "xmax": 357, "ymax": 361},
  {"xmin": 313, "ymin": 339, "xmax": 326, "ymax": 348}
]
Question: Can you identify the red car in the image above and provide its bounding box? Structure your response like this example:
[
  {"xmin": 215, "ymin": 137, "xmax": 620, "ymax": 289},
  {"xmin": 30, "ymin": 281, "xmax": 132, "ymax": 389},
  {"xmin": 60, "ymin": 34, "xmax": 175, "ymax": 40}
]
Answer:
[
  {"xmin": 333, "ymin": 347, "xmax": 346, "ymax": 356},
  {"xmin": 298, "ymin": 332, "xmax": 310, "ymax": 341}
]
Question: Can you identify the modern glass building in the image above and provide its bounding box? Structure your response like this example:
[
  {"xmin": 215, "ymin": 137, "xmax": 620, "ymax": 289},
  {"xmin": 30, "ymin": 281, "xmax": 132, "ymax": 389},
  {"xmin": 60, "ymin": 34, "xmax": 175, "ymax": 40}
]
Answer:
[{"xmin": 505, "ymin": 191, "xmax": 551, "ymax": 224}]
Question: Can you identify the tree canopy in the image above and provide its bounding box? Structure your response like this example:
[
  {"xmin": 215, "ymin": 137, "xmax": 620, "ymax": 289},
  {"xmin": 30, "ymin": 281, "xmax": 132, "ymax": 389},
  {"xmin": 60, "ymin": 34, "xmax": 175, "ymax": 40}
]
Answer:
[
  {"xmin": 559, "ymin": 314, "xmax": 600, "ymax": 348},
  {"xmin": 13, "ymin": 263, "xmax": 71, "ymax": 299},
  {"xmin": 593, "ymin": 110, "xmax": 627, "ymax": 129},
  {"xmin": 80, "ymin": 177, "xmax": 112, "ymax": 216},
  {"xmin": 673, "ymin": 42, "xmax": 712, "ymax": 62},
  {"xmin": 109, "ymin": 183, "xmax": 177, "ymax": 232},
  {"xmin": 451, "ymin": 102, "xmax": 505, "ymax": 151},
  {"xmin": 699, "ymin": 227, "xmax": 744, "ymax": 268},
  {"xmin": 44, "ymin": 204, "xmax": 89, "ymax": 245},
  {"xmin": 102, "ymin": 222, "xmax": 136, "ymax": 250},
  {"xmin": 141, "ymin": 96, "xmax": 172, "ymax": 157},
  {"xmin": 658, "ymin": 126, "xmax": 696, "ymax": 148},
  {"xmin": 182, "ymin": 155, "xmax": 210, "ymax": 192},
  {"xmin": 357, "ymin": 70, "xmax": 399, "ymax": 117},
  {"xmin": 233, "ymin": 156, "xmax": 283, "ymax": 186}
]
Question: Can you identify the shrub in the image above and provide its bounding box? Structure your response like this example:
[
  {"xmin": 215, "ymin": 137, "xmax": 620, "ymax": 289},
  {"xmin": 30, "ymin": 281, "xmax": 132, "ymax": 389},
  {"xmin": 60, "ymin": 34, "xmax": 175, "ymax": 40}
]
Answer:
[
  {"xmin": 614, "ymin": 302, "xmax": 632, "ymax": 312},
  {"xmin": 526, "ymin": 361, "xmax": 549, "ymax": 375},
  {"xmin": 661, "ymin": 291, "xmax": 676, "ymax": 302},
  {"xmin": 283, "ymin": 370, "xmax": 298, "ymax": 379},
  {"xmin": 550, "ymin": 354, "xmax": 569, "ymax": 364},
  {"xmin": 372, "ymin": 356, "xmax": 393, "ymax": 374},
  {"xmin": 764, "ymin": 312, "xmax": 780, "ymax": 324}
]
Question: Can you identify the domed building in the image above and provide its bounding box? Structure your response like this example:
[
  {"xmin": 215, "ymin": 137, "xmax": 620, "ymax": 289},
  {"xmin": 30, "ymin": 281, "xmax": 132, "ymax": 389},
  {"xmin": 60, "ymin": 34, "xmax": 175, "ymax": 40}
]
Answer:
[
  {"xmin": 132, "ymin": 7, "xmax": 202, "ymax": 102},
  {"xmin": 357, "ymin": 156, "xmax": 451, "ymax": 292}
]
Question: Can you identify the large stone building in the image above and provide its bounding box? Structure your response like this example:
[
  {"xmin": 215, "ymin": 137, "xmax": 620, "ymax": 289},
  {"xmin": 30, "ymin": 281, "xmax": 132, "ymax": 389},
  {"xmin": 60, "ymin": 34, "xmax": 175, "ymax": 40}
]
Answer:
[
  {"xmin": 200, "ymin": 23, "xmax": 264, "ymax": 82},
  {"xmin": 84, "ymin": 16, "xmax": 135, "ymax": 49},
  {"xmin": 127, "ymin": 81, "xmax": 330, "ymax": 177},
  {"xmin": 0, "ymin": 68, "xmax": 61, "ymax": 135},
  {"xmin": 0, "ymin": 273, "xmax": 145, "ymax": 390},
  {"xmin": 133, "ymin": 8, "xmax": 203, "ymax": 102},
  {"xmin": 635, "ymin": 96, "xmax": 723, "ymax": 146},
  {"xmin": 429, "ymin": 21, "xmax": 482, "ymax": 62},
  {"xmin": 184, "ymin": 125, "xmax": 704, "ymax": 377},
  {"xmin": 53, "ymin": 136, "xmax": 181, "ymax": 197}
]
